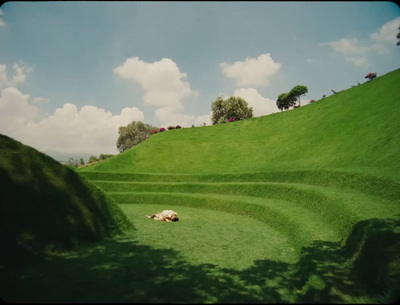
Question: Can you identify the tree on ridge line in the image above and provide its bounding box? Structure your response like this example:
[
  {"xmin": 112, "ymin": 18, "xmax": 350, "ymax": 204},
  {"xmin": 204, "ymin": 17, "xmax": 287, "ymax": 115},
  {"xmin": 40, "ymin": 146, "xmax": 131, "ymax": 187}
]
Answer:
[
  {"xmin": 276, "ymin": 85, "xmax": 308, "ymax": 111},
  {"xmin": 211, "ymin": 96, "xmax": 253, "ymax": 125},
  {"xmin": 116, "ymin": 121, "xmax": 158, "ymax": 153}
]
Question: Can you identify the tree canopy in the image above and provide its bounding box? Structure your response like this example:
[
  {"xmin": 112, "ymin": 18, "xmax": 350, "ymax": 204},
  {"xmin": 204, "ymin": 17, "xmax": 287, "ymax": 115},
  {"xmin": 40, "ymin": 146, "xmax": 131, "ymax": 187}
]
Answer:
[
  {"xmin": 289, "ymin": 85, "xmax": 308, "ymax": 107},
  {"xmin": 276, "ymin": 85, "xmax": 308, "ymax": 110},
  {"xmin": 276, "ymin": 93, "xmax": 288, "ymax": 111},
  {"xmin": 116, "ymin": 121, "xmax": 158, "ymax": 153},
  {"xmin": 211, "ymin": 96, "xmax": 253, "ymax": 125},
  {"xmin": 397, "ymin": 24, "xmax": 400, "ymax": 46},
  {"xmin": 88, "ymin": 154, "xmax": 114, "ymax": 164},
  {"xmin": 276, "ymin": 92, "xmax": 296, "ymax": 111}
]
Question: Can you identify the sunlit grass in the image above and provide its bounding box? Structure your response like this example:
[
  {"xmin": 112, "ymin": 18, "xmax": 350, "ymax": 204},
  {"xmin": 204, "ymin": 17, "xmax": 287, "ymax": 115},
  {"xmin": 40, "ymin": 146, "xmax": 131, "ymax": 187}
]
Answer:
[
  {"xmin": 122, "ymin": 204, "xmax": 297, "ymax": 268},
  {"xmin": 80, "ymin": 70, "xmax": 400, "ymax": 177}
]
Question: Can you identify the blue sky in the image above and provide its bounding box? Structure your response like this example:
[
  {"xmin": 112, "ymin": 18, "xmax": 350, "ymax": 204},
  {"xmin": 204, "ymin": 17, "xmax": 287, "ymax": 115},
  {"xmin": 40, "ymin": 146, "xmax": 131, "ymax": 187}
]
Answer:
[{"xmin": 1, "ymin": 1, "xmax": 399, "ymax": 155}]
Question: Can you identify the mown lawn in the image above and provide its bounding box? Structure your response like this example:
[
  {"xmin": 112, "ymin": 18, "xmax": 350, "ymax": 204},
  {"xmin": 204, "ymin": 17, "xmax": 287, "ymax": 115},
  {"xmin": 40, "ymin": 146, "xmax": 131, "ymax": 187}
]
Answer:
[{"xmin": 80, "ymin": 69, "xmax": 400, "ymax": 177}]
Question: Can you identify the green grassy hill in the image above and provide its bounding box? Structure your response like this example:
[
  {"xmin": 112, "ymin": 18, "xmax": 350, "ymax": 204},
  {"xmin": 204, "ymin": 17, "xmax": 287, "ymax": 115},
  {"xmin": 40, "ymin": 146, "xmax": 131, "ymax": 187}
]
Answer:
[
  {"xmin": 81, "ymin": 68, "xmax": 400, "ymax": 178},
  {"xmin": 0, "ymin": 134, "xmax": 133, "ymax": 267},
  {"xmin": 76, "ymin": 69, "xmax": 400, "ymax": 303}
]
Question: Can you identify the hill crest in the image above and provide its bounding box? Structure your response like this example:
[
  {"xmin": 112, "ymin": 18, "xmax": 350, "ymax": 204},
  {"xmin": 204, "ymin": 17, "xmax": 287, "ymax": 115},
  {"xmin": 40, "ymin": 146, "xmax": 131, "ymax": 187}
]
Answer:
[{"xmin": 80, "ymin": 68, "xmax": 400, "ymax": 179}]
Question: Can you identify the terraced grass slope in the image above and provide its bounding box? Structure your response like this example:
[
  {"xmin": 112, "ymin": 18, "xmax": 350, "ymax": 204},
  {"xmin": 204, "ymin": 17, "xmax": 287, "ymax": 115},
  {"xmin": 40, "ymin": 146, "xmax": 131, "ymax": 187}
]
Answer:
[
  {"xmin": 77, "ymin": 69, "xmax": 400, "ymax": 303},
  {"xmin": 0, "ymin": 134, "xmax": 133, "ymax": 267}
]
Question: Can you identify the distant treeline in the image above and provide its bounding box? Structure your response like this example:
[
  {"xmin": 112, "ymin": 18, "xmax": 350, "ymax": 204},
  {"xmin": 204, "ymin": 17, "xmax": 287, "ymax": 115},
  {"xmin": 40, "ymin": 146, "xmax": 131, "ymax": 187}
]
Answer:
[{"xmin": 67, "ymin": 154, "xmax": 114, "ymax": 168}]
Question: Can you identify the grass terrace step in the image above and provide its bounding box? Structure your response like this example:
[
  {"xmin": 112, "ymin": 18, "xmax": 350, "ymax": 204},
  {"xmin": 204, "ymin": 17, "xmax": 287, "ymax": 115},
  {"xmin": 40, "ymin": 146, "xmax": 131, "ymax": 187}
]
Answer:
[
  {"xmin": 112, "ymin": 191, "xmax": 340, "ymax": 249},
  {"xmin": 121, "ymin": 203, "xmax": 298, "ymax": 268},
  {"xmin": 91, "ymin": 180, "xmax": 397, "ymax": 222},
  {"xmin": 84, "ymin": 174, "xmax": 399, "ymax": 263},
  {"xmin": 80, "ymin": 169, "xmax": 400, "ymax": 202}
]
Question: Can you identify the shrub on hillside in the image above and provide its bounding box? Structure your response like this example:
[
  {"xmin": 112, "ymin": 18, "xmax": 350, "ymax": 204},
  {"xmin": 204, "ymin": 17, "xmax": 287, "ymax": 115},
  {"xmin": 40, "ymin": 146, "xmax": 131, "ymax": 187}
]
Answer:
[
  {"xmin": 116, "ymin": 121, "xmax": 159, "ymax": 152},
  {"xmin": 175, "ymin": 125, "xmax": 182, "ymax": 129},
  {"xmin": 365, "ymin": 72, "xmax": 377, "ymax": 81},
  {"xmin": 100, "ymin": 154, "xmax": 114, "ymax": 160},
  {"xmin": 168, "ymin": 126, "xmax": 175, "ymax": 130},
  {"xmin": 211, "ymin": 96, "xmax": 253, "ymax": 125},
  {"xmin": 88, "ymin": 155, "xmax": 99, "ymax": 163},
  {"xmin": 160, "ymin": 128, "xmax": 166, "ymax": 132},
  {"xmin": 277, "ymin": 85, "xmax": 308, "ymax": 110}
]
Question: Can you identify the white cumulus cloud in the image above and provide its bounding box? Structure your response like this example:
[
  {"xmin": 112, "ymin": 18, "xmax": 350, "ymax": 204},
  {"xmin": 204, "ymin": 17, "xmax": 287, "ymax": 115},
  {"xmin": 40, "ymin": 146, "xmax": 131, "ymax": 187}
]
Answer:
[
  {"xmin": 113, "ymin": 56, "xmax": 203, "ymax": 127},
  {"xmin": 323, "ymin": 17, "xmax": 400, "ymax": 67},
  {"xmin": 370, "ymin": 17, "xmax": 400, "ymax": 44},
  {"xmin": 113, "ymin": 57, "xmax": 193, "ymax": 109},
  {"xmin": 0, "ymin": 63, "xmax": 32, "ymax": 89},
  {"xmin": 0, "ymin": 87, "xmax": 37, "ymax": 135},
  {"xmin": 12, "ymin": 103, "xmax": 144, "ymax": 154},
  {"xmin": 233, "ymin": 88, "xmax": 279, "ymax": 117},
  {"xmin": 323, "ymin": 38, "xmax": 369, "ymax": 67},
  {"xmin": 220, "ymin": 53, "xmax": 281, "ymax": 87},
  {"xmin": 0, "ymin": 62, "xmax": 145, "ymax": 154}
]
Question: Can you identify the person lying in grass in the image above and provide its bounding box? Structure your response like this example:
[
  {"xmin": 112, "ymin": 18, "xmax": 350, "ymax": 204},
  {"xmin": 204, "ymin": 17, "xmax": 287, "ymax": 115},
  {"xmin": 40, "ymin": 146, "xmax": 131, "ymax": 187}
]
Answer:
[{"xmin": 146, "ymin": 210, "xmax": 179, "ymax": 222}]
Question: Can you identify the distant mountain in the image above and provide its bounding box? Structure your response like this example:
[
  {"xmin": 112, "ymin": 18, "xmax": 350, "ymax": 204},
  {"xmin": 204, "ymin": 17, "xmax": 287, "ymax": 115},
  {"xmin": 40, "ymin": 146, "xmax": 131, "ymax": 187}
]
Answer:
[{"xmin": 43, "ymin": 149, "xmax": 93, "ymax": 164}]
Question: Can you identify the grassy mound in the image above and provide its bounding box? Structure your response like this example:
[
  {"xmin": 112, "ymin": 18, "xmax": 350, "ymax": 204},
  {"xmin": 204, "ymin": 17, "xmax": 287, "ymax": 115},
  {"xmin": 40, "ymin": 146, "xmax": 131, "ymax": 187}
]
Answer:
[
  {"xmin": 80, "ymin": 69, "xmax": 400, "ymax": 178},
  {"xmin": 0, "ymin": 134, "xmax": 133, "ymax": 267},
  {"xmin": 75, "ymin": 69, "xmax": 400, "ymax": 303}
]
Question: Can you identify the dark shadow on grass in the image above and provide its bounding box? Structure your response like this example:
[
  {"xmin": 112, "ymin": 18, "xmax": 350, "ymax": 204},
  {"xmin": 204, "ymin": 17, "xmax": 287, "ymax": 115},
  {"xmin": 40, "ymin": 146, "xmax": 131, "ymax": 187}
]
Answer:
[
  {"xmin": 1, "ymin": 218, "xmax": 400, "ymax": 303},
  {"xmin": 0, "ymin": 157, "xmax": 133, "ymax": 268},
  {"xmin": 1, "ymin": 237, "xmax": 263, "ymax": 303}
]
